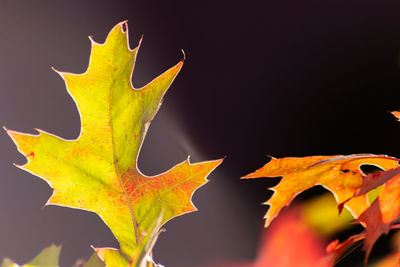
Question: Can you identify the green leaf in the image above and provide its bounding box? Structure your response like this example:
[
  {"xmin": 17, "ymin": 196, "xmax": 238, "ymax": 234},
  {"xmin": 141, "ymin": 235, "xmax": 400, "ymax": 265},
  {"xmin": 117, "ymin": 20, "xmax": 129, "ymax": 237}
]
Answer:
[
  {"xmin": 6, "ymin": 21, "xmax": 222, "ymax": 266},
  {"xmin": 1, "ymin": 245, "xmax": 61, "ymax": 267},
  {"xmin": 82, "ymin": 254, "xmax": 105, "ymax": 267}
]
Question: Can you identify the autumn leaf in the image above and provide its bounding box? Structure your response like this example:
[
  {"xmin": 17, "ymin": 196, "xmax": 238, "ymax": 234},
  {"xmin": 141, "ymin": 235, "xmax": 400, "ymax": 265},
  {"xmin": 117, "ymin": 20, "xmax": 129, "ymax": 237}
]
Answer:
[
  {"xmin": 242, "ymin": 154, "xmax": 399, "ymax": 227},
  {"xmin": 253, "ymin": 209, "xmax": 334, "ymax": 267},
  {"xmin": 333, "ymin": 155, "xmax": 400, "ymax": 260},
  {"xmin": 355, "ymin": 174, "xmax": 400, "ymax": 263},
  {"xmin": 328, "ymin": 209, "xmax": 400, "ymax": 266},
  {"xmin": 392, "ymin": 111, "xmax": 400, "ymax": 121},
  {"xmin": 6, "ymin": 21, "xmax": 222, "ymax": 266},
  {"xmin": 325, "ymin": 232, "xmax": 366, "ymax": 264},
  {"xmin": 208, "ymin": 208, "xmax": 334, "ymax": 267},
  {"xmin": 349, "ymin": 166, "xmax": 400, "ymax": 200},
  {"xmin": 242, "ymin": 111, "xmax": 400, "ymax": 263}
]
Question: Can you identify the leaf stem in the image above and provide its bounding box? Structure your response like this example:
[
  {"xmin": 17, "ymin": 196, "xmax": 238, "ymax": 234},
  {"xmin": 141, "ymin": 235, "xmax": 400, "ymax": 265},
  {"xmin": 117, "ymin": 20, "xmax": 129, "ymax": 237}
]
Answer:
[{"xmin": 109, "ymin": 77, "xmax": 141, "ymax": 246}]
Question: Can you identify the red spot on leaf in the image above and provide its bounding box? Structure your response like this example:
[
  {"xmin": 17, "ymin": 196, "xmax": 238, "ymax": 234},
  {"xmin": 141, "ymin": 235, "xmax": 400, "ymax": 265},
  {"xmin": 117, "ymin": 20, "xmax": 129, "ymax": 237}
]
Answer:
[{"xmin": 119, "ymin": 195, "xmax": 126, "ymax": 205}]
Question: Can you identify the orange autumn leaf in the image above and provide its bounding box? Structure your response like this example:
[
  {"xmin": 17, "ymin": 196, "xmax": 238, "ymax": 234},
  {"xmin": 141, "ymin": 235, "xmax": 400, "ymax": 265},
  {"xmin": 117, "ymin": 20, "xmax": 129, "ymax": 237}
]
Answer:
[
  {"xmin": 242, "ymin": 154, "xmax": 399, "ymax": 227},
  {"xmin": 350, "ymin": 166, "xmax": 400, "ymax": 199},
  {"xmin": 392, "ymin": 111, "xmax": 400, "ymax": 121},
  {"xmin": 328, "ymin": 171, "xmax": 400, "ymax": 264},
  {"xmin": 337, "ymin": 166, "xmax": 400, "ymax": 214},
  {"xmin": 356, "ymin": 174, "xmax": 400, "ymax": 263}
]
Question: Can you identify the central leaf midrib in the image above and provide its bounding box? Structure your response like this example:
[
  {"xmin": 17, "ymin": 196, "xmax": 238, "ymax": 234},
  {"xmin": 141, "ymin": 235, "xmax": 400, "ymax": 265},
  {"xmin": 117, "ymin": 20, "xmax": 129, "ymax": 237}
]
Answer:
[{"xmin": 108, "ymin": 75, "xmax": 141, "ymax": 247}]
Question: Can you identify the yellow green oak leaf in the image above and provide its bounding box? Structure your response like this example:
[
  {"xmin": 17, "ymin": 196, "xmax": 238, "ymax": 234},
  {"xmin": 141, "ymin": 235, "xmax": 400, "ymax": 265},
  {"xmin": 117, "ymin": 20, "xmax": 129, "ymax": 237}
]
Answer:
[{"xmin": 6, "ymin": 21, "xmax": 223, "ymax": 266}]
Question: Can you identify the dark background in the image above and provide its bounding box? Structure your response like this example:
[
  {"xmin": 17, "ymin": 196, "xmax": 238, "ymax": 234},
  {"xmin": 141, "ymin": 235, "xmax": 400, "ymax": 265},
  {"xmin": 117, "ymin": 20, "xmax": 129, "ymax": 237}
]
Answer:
[{"xmin": 1, "ymin": 1, "xmax": 400, "ymax": 266}]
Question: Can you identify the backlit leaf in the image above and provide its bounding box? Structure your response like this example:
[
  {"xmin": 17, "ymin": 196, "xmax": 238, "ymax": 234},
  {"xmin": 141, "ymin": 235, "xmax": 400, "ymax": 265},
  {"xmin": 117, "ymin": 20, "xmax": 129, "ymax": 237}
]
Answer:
[
  {"xmin": 242, "ymin": 154, "xmax": 399, "ymax": 227},
  {"xmin": 357, "ymin": 174, "xmax": 400, "ymax": 263},
  {"xmin": 6, "ymin": 21, "xmax": 222, "ymax": 266}
]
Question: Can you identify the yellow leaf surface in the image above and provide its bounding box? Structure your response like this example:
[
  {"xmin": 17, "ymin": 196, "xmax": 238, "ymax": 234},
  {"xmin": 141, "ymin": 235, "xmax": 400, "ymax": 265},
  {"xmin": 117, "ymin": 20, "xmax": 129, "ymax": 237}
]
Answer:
[{"xmin": 6, "ymin": 22, "xmax": 222, "ymax": 266}]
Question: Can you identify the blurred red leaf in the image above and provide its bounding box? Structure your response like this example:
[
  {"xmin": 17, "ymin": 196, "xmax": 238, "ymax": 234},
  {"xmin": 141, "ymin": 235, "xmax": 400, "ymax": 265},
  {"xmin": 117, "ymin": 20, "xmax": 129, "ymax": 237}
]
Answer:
[
  {"xmin": 253, "ymin": 209, "xmax": 334, "ymax": 267},
  {"xmin": 210, "ymin": 209, "xmax": 334, "ymax": 267}
]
